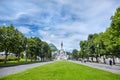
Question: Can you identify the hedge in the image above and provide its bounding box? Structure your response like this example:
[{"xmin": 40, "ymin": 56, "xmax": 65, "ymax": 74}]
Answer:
[{"xmin": 0, "ymin": 55, "xmax": 18, "ymax": 62}]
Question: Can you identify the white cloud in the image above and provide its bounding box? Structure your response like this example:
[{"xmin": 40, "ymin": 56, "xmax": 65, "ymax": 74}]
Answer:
[
  {"xmin": 37, "ymin": 22, "xmax": 90, "ymax": 51},
  {"xmin": 38, "ymin": 30, "xmax": 47, "ymax": 35},
  {"xmin": 0, "ymin": 0, "xmax": 120, "ymax": 51},
  {"xmin": 17, "ymin": 26, "xmax": 31, "ymax": 34}
]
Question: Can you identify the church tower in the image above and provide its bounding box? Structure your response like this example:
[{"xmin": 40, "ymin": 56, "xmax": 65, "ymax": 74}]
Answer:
[{"xmin": 61, "ymin": 41, "xmax": 63, "ymax": 49}]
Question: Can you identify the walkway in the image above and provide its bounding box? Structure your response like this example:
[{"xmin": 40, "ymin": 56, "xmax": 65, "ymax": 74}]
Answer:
[
  {"xmin": 0, "ymin": 61, "xmax": 54, "ymax": 77},
  {"xmin": 69, "ymin": 60, "xmax": 120, "ymax": 74}
]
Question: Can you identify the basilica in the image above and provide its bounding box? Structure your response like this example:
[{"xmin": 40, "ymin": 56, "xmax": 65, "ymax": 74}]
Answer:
[{"xmin": 56, "ymin": 42, "xmax": 68, "ymax": 60}]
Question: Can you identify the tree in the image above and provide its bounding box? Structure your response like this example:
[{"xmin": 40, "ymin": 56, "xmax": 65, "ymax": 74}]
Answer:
[
  {"xmin": 0, "ymin": 24, "xmax": 53, "ymax": 63},
  {"xmin": 86, "ymin": 34, "xmax": 96, "ymax": 62},
  {"xmin": 72, "ymin": 49, "xmax": 79, "ymax": 60},
  {"xmin": 27, "ymin": 37, "xmax": 40, "ymax": 62},
  {"xmin": 40, "ymin": 41, "xmax": 51, "ymax": 61},
  {"xmin": 0, "ymin": 26, "xmax": 4, "ymax": 52},
  {"xmin": 13, "ymin": 30, "xmax": 27, "ymax": 63},
  {"xmin": 26, "ymin": 37, "xmax": 52, "ymax": 62},
  {"xmin": 109, "ymin": 7, "xmax": 120, "ymax": 57},
  {"xmin": 32, "ymin": 37, "xmax": 42, "ymax": 61},
  {"xmin": 80, "ymin": 40, "xmax": 88, "ymax": 59},
  {"xmin": 104, "ymin": 7, "xmax": 120, "ymax": 64},
  {"xmin": 79, "ymin": 7, "xmax": 120, "ymax": 64},
  {"xmin": 0, "ymin": 24, "xmax": 24, "ymax": 64}
]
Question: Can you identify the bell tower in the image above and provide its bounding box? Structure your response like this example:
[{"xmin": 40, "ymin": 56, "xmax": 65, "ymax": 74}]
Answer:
[{"xmin": 61, "ymin": 41, "xmax": 63, "ymax": 49}]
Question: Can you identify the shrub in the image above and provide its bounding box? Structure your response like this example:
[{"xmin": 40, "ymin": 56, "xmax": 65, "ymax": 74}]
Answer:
[{"xmin": 0, "ymin": 55, "xmax": 18, "ymax": 62}]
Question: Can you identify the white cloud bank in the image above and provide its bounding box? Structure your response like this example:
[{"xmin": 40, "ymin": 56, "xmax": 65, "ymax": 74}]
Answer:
[
  {"xmin": 17, "ymin": 26, "xmax": 31, "ymax": 34},
  {"xmin": 0, "ymin": 0, "xmax": 120, "ymax": 51}
]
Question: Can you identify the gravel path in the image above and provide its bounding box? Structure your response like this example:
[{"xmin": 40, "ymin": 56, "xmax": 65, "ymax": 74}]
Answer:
[
  {"xmin": 69, "ymin": 60, "xmax": 120, "ymax": 74},
  {"xmin": 0, "ymin": 61, "xmax": 54, "ymax": 77}
]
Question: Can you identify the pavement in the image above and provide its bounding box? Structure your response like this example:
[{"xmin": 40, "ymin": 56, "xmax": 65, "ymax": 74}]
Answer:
[
  {"xmin": 69, "ymin": 60, "xmax": 120, "ymax": 74},
  {"xmin": 0, "ymin": 61, "xmax": 54, "ymax": 77}
]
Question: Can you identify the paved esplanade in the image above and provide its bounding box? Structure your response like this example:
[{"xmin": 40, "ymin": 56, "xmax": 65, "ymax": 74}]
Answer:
[
  {"xmin": 0, "ymin": 61, "xmax": 54, "ymax": 77},
  {"xmin": 69, "ymin": 60, "xmax": 120, "ymax": 74}
]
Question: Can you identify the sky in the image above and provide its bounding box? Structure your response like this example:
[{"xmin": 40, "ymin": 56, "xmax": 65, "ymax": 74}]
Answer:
[{"xmin": 0, "ymin": 0, "xmax": 120, "ymax": 51}]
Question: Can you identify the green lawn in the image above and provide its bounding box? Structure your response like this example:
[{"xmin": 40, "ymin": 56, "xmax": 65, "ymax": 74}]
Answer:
[{"xmin": 0, "ymin": 60, "xmax": 120, "ymax": 80}]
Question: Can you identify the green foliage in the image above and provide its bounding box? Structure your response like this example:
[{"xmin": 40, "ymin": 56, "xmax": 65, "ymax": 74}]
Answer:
[
  {"xmin": 79, "ymin": 7, "xmax": 120, "ymax": 61},
  {"xmin": 80, "ymin": 40, "xmax": 89, "ymax": 58},
  {"xmin": 40, "ymin": 41, "xmax": 52, "ymax": 61},
  {"xmin": 0, "ymin": 24, "xmax": 52, "ymax": 64},
  {"xmin": 0, "ymin": 24, "xmax": 26, "ymax": 64},
  {"xmin": 26, "ymin": 37, "xmax": 52, "ymax": 62},
  {"xmin": 0, "ymin": 55, "xmax": 18, "ymax": 62},
  {"xmin": 72, "ymin": 49, "xmax": 79, "ymax": 60},
  {"xmin": 105, "ymin": 7, "xmax": 120, "ymax": 57}
]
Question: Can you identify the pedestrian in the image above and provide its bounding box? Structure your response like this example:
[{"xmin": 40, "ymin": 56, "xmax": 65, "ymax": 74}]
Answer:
[
  {"xmin": 84, "ymin": 59, "xmax": 87, "ymax": 63},
  {"xmin": 109, "ymin": 59, "xmax": 112, "ymax": 66}
]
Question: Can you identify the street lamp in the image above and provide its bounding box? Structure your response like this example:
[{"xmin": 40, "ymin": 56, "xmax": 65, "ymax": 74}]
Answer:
[
  {"xmin": 97, "ymin": 44, "xmax": 100, "ymax": 57},
  {"xmin": 25, "ymin": 44, "xmax": 28, "ymax": 62},
  {"xmin": 97, "ymin": 43, "xmax": 100, "ymax": 63}
]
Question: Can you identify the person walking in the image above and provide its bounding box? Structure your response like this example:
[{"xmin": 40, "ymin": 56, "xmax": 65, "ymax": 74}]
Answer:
[{"xmin": 109, "ymin": 59, "xmax": 112, "ymax": 66}]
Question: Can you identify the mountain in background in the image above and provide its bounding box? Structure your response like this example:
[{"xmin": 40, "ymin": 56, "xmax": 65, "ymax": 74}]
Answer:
[{"xmin": 49, "ymin": 43, "xmax": 58, "ymax": 51}]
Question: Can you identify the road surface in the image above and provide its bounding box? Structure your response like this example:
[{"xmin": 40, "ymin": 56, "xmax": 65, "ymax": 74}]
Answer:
[
  {"xmin": 69, "ymin": 60, "xmax": 120, "ymax": 74},
  {"xmin": 0, "ymin": 61, "xmax": 54, "ymax": 77}
]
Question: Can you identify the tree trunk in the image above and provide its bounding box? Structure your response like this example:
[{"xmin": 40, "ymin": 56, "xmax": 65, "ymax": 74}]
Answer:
[
  {"xmin": 4, "ymin": 50, "xmax": 8, "ymax": 64},
  {"xmin": 42, "ymin": 58, "xmax": 44, "ymax": 62},
  {"xmin": 43, "ymin": 57, "xmax": 44, "ymax": 62},
  {"xmin": 35, "ymin": 56, "xmax": 37, "ymax": 61},
  {"xmin": 18, "ymin": 52, "xmax": 20, "ymax": 63},
  {"xmin": 91, "ymin": 57, "xmax": 93, "ymax": 62},
  {"xmin": 103, "ymin": 57, "xmax": 106, "ymax": 64},
  {"xmin": 25, "ymin": 54, "xmax": 27, "ymax": 62},
  {"xmin": 112, "ymin": 56, "xmax": 115, "ymax": 65},
  {"xmin": 40, "ymin": 57, "xmax": 42, "ymax": 62},
  {"xmin": 31, "ymin": 55, "xmax": 32, "ymax": 62},
  {"xmin": 41, "ymin": 57, "xmax": 43, "ymax": 62},
  {"xmin": 96, "ymin": 56, "xmax": 99, "ymax": 63}
]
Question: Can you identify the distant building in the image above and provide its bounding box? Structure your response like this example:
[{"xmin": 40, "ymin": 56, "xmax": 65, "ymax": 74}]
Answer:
[
  {"xmin": 0, "ymin": 52, "xmax": 16, "ymax": 56},
  {"xmin": 56, "ymin": 42, "xmax": 68, "ymax": 60}
]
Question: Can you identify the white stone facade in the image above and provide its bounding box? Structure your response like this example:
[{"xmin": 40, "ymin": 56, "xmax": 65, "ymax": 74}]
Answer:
[{"xmin": 55, "ymin": 42, "xmax": 68, "ymax": 60}]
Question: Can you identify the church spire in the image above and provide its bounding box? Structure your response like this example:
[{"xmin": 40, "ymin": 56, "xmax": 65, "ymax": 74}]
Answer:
[{"xmin": 61, "ymin": 41, "xmax": 63, "ymax": 49}]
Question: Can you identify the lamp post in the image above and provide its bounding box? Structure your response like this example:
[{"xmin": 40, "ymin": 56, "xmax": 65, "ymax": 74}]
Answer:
[
  {"xmin": 25, "ymin": 44, "xmax": 28, "ymax": 62},
  {"xmin": 97, "ymin": 44, "xmax": 100, "ymax": 57},
  {"xmin": 97, "ymin": 43, "xmax": 100, "ymax": 63}
]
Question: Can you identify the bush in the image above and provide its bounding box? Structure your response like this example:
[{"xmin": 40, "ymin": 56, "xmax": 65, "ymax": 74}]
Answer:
[
  {"xmin": 0, "ymin": 56, "xmax": 4, "ymax": 62},
  {"xmin": 7, "ymin": 55, "xmax": 18, "ymax": 61},
  {"xmin": 0, "ymin": 59, "xmax": 3, "ymax": 62},
  {"xmin": 0, "ymin": 55, "xmax": 18, "ymax": 62}
]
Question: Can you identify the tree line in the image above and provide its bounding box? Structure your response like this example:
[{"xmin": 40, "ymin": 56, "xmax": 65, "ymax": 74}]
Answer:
[
  {"xmin": 72, "ymin": 7, "xmax": 120, "ymax": 64},
  {"xmin": 0, "ymin": 24, "xmax": 52, "ymax": 64}
]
